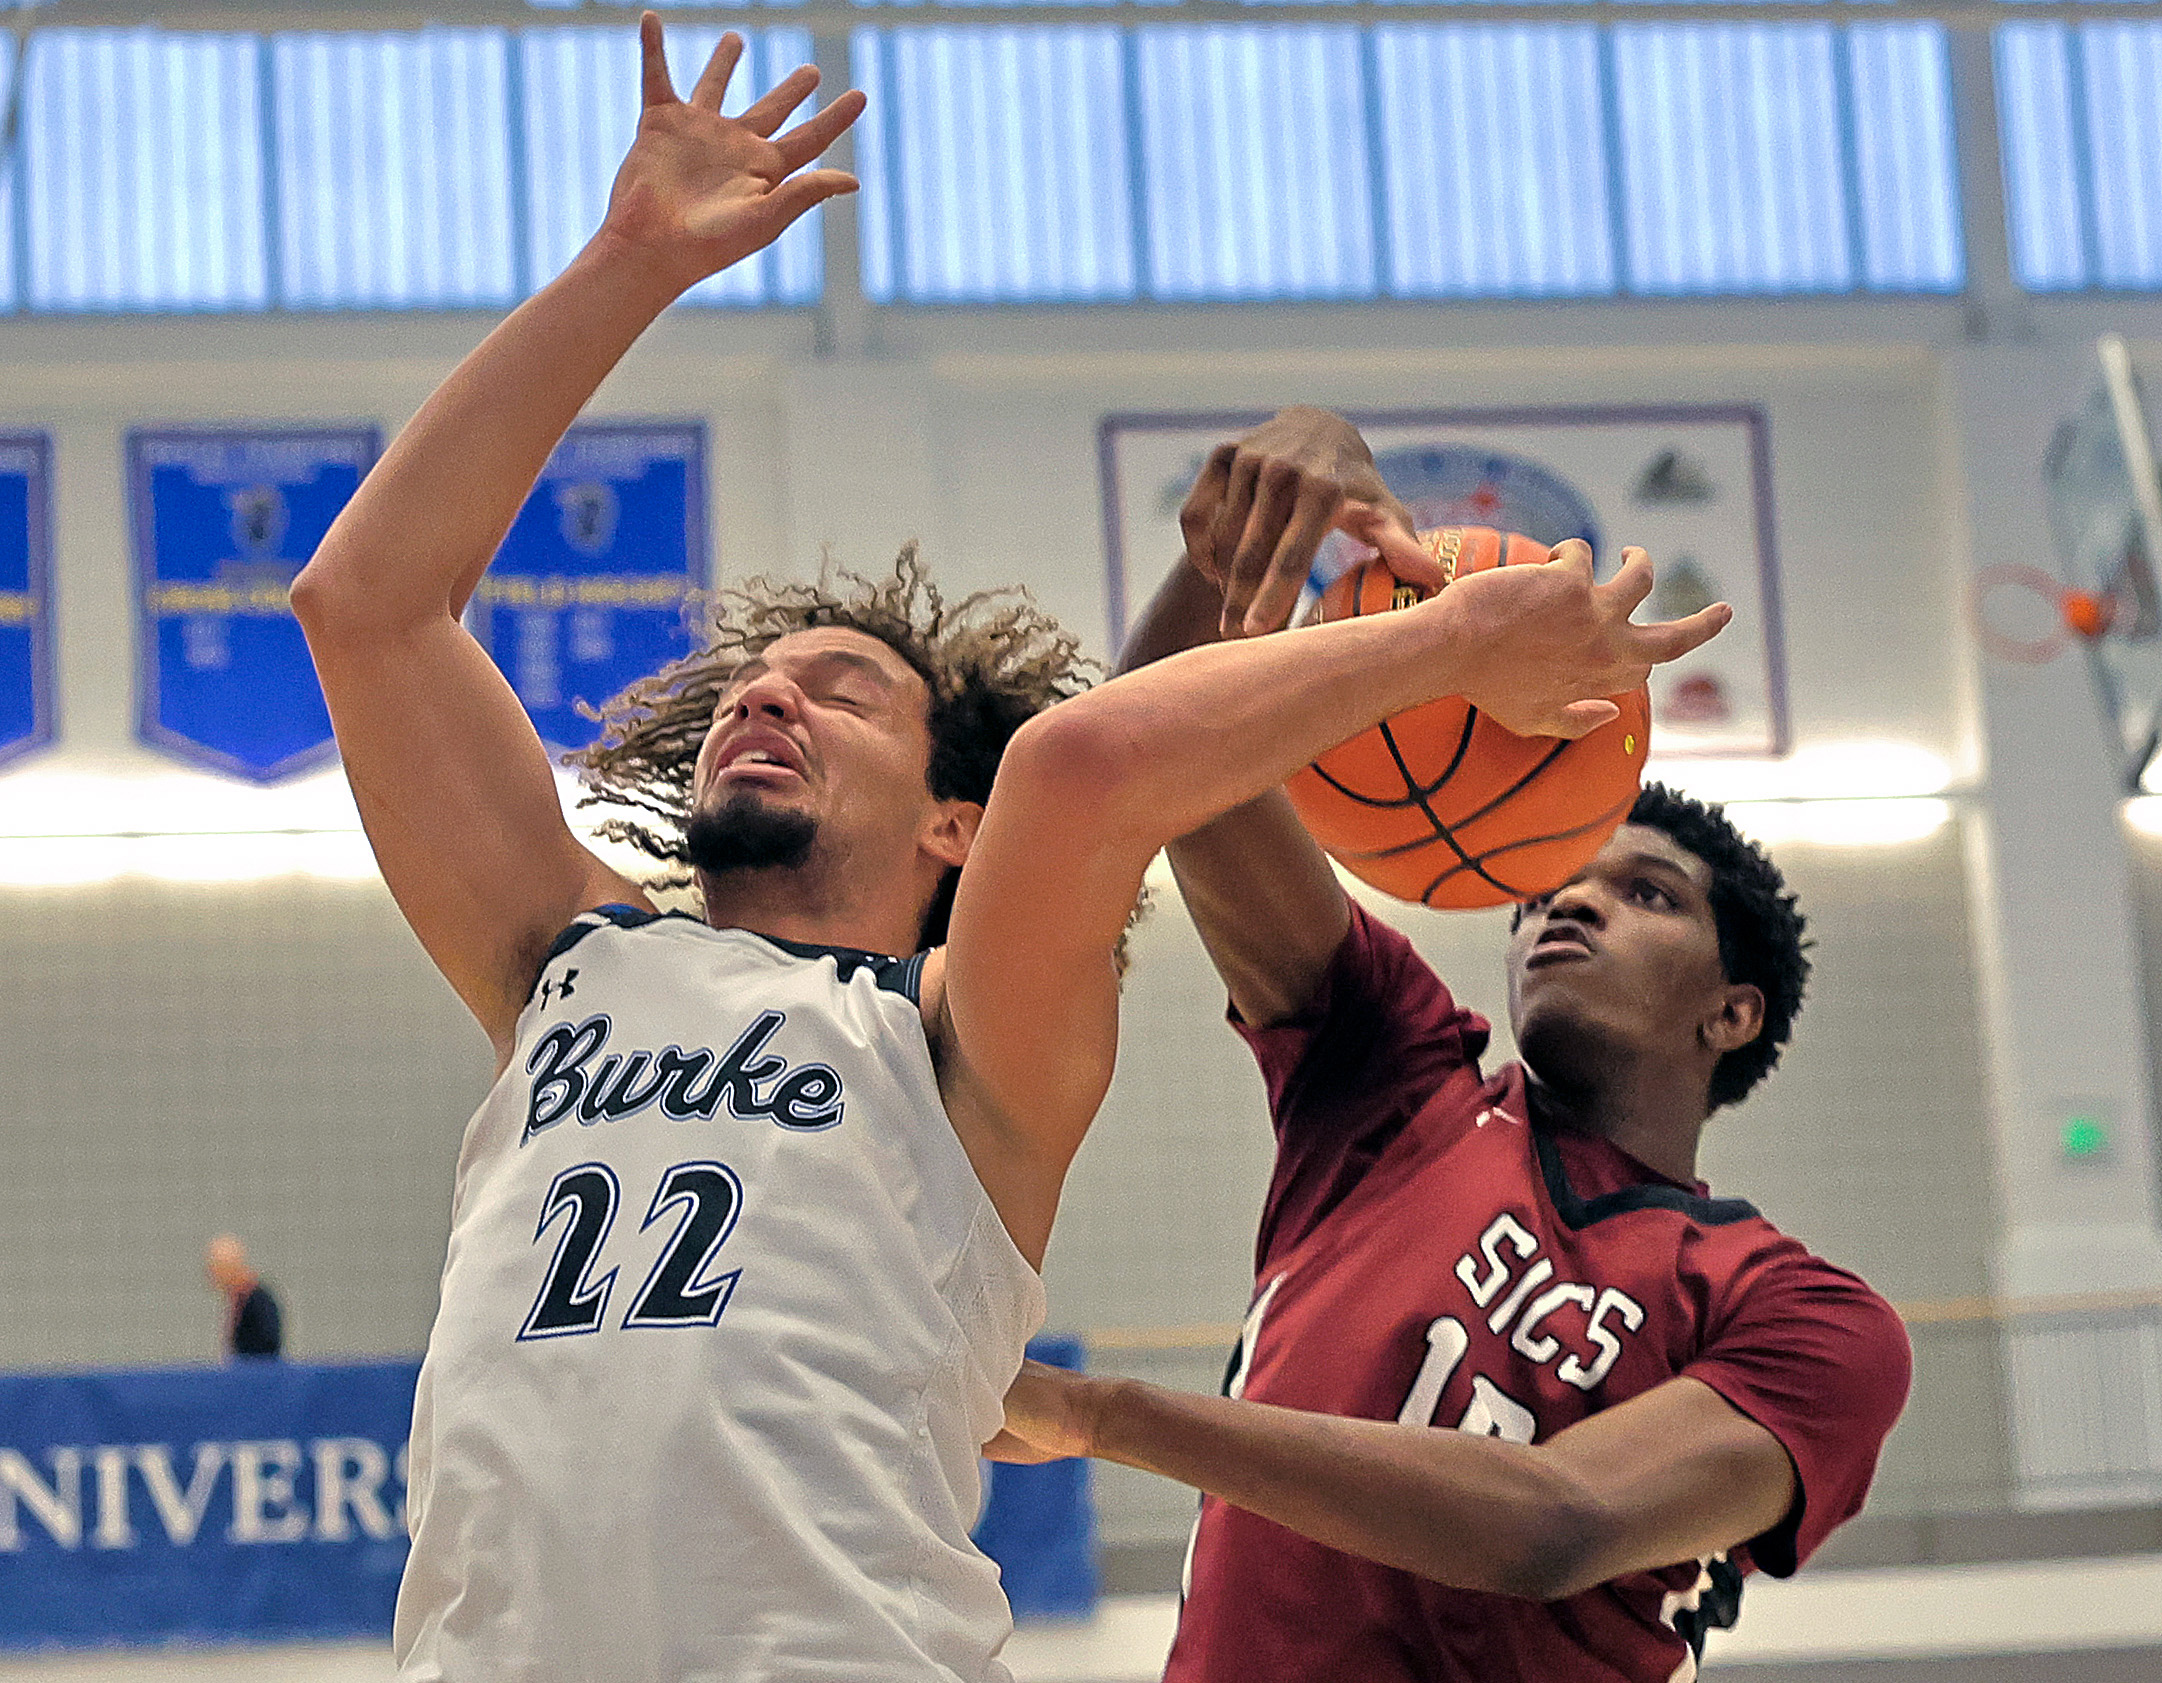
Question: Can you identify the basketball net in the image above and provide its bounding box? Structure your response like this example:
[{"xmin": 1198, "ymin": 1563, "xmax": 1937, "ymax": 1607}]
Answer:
[
  {"xmin": 1975, "ymin": 334, "xmax": 2162, "ymax": 673},
  {"xmin": 1978, "ymin": 335, "xmax": 2162, "ymax": 790},
  {"xmin": 1970, "ymin": 563, "xmax": 2116, "ymax": 666}
]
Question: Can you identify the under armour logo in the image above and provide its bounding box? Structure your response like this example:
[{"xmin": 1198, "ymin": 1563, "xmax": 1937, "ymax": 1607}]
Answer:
[
  {"xmin": 1474, "ymin": 1107, "xmax": 1522, "ymax": 1129},
  {"xmin": 539, "ymin": 968, "xmax": 580, "ymax": 1009}
]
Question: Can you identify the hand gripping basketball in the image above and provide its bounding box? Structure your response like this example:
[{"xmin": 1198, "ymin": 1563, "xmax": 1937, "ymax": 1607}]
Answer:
[
  {"xmin": 1284, "ymin": 530, "xmax": 1730, "ymax": 910},
  {"xmin": 1440, "ymin": 539, "xmax": 1724, "ymax": 739}
]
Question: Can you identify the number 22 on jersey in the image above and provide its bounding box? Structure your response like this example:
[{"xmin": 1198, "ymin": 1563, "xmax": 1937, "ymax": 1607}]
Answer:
[{"xmin": 519, "ymin": 1159, "xmax": 746, "ymax": 1341}]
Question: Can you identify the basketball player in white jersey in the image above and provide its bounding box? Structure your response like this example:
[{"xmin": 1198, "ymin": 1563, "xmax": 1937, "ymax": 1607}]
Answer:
[{"xmin": 292, "ymin": 15, "xmax": 1729, "ymax": 1680}]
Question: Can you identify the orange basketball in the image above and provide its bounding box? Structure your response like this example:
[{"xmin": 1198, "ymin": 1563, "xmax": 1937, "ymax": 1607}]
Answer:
[{"xmin": 1284, "ymin": 527, "xmax": 1651, "ymax": 909}]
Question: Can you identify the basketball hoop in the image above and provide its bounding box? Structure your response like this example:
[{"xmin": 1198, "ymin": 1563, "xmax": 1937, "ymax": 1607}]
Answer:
[{"xmin": 1971, "ymin": 563, "xmax": 2116, "ymax": 665}]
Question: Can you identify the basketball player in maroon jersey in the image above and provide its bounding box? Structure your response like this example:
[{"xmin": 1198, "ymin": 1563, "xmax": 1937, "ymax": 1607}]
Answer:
[{"xmin": 989, "ymin": 409, "xmax": 1911, "ymax": 1681}]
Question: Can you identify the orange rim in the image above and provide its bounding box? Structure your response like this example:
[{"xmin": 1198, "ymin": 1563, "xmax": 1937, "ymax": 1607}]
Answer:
[{"xmin": 1972, "ymin": 563, "xmax": 2076, "ymax": 665}]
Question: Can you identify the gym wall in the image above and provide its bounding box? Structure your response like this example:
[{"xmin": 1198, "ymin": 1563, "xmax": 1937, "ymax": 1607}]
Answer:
[{"xmin": 0, "ymin": 306, "xmax": 2092, "ymax": 1558}]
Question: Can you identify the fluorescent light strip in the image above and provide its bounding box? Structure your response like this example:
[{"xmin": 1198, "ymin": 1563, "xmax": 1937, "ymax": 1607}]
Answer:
[
  {"xmin": 0, "ymin": 831, "xmax": 381, "ymax": 887},
  {"xmin": 1721, "ymin": 798, "xmax": 1953, "ymax": 848},
  {"xmin": 0, "ymin": 741, "xmax": 1963, "ymax": 889},
  {"xmin": 0, "ymin": 797, "xmax": 1957, "ymax": 891},
  {"xmin": 0, "ymin": 767, "xmax": 365, "ymax": 839},
  {"xmin": 0, "ymin": 770, "xmax": 660, "ymax": 888},
  {"xmin": 1140, "ymin": 793, "xmax": 1956, "ymax": 899},
  {"xmin": 1649, "ymin": 741, "xmax": 1955, "ymax": 804},
  {"xmin": 0, "ymin": 821, "xmax": 666, "ymax": 890},
  {"xmin": 0, "ymin": 765, "xmax": 635, "ymax": 840},
  {"xmin": 0, "ymin": 743, "xmax": 1961, "ymax": 835}
]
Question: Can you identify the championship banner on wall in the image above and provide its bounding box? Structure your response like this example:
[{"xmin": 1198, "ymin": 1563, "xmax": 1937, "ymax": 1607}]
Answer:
[
  {"xmin": 129, "ymin": 427, "xmax": 380, "ymax": 782},
  {"xmin": 0, "ymin": 1360, "xmax": 417, "ymax": 1648},
  {"xmin": 472, "ymin": 421, "xmax": 708, "ymax": 753},
  {"xmin": 1100, "ymin": 408, "xmax": 1789, "ymax": 759},
  {"xmin": 0, "ymin": 433, "xmax": 54, "ymax": 769}
]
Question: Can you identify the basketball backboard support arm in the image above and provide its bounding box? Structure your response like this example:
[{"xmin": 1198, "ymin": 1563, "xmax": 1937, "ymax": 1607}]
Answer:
[
  {"xmin": 2043, "ymin": 336, "xmax": 2162, "ymax": 793},
  {"xmin": 2100, "ymin": 336, "xmax": 2162, "ymax": 644}
]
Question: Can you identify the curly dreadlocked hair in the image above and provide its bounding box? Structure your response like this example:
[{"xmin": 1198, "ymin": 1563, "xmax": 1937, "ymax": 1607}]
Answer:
[
  {"xmin": 566, "ymin": 545, "xmax": 1097, "ymax": 953},
  {"xmin": 1628, "ymin": 783, "xmax": 1812, "ymax": 1109}
]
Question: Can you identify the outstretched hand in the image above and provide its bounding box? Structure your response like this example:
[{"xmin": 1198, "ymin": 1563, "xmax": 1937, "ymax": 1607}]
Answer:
[
  {"xmin": 1430, "ymin": 540, "xmax": 1731, "ymax": 739},
  {"xmin": 1181, "ymin": 407, "xmax": 1443, "ymax": 641},
  {"xmin": 601, "ymin": 13, "xmax": 867, "ymax": 293}
]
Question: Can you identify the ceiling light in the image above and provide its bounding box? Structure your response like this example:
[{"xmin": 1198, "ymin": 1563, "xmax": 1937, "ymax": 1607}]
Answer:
[
  {"xmin": 1651, "ymin": 742, "xmax": 1954, "ymax": 804},
  {"xmin": 1724, "ymin": 798, "xmax": 1953, "ymax": 848}
]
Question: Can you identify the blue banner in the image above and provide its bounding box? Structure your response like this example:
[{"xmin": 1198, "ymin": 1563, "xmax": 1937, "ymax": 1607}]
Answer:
[
  {"xmin": 1, "ymin": 1341, "xmax": 1093, "ymax": 1649},
  {"xmin": 0, "ymin": 1361, "xmax": 416, "ymax": 1649},
  {"xmin": 472, "ymin": 421, "xmax": 708, "ymax": 751},
  {"xmin": 129, "ymin": 428, "xmax": 379, "ymax": 782},
  {"xmin": 0, "ymin": 433, "xmax": 53, "ymax": 769}
]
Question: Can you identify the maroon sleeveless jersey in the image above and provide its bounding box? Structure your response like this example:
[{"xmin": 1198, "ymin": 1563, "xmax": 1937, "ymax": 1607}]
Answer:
[{"xmin": 1164, "ymin": 906, "xmax": 1911, "ymax": 1683}]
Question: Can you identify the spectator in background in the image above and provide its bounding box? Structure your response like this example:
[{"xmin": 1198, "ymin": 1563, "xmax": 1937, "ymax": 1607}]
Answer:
[{"xmin": 204, "ymin": 1234, "xmax": 281, "ymax": 1359}]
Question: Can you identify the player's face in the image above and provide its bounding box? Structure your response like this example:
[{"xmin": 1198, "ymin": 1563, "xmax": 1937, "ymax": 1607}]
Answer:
[
  {"xmin": 1506, "ymin": 824, "xmax": 1743, "ymax": 1091},
  {"xmin": 690, "ymin": 627, "xmax": 945, "ymax": 873}
]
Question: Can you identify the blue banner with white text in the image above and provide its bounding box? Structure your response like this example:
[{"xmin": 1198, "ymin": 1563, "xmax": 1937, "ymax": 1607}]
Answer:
[
  {"xmin": 129, "ymin": 427, "xmax": 379, "ymax": 782},
  {"xmin": 471, "ymin": 421, "xmax": 708, "ymax": 752},
  {"xmin": 0, "ymin": 1344, "xmax": 1092, "ymax": 1648},
  {"xmin": 0, "ymin": 433, "xmax": 54, "ymax": 769},
  {"xmin": 0, "ymin": 1361, "xmax": 417, "ymax": 1649}
]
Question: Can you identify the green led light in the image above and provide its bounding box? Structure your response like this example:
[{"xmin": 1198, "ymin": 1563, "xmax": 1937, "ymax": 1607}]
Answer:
[{"xmin": 2062, "ymin": 1117, "xmax": 2112, "ymax": 1159}]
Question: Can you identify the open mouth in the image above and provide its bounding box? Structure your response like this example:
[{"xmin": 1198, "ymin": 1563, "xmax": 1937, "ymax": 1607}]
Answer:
[
  {"xmin": 721, "ymin": 753, "xmax": 803, "ymax": 780},
  {"xmin": 714, "ymin": 731, "xmax": 808, "ymax": 784},
  {"xmin": 1525, "ymin": 929, "xmax": 1596, "ymax": 968}
]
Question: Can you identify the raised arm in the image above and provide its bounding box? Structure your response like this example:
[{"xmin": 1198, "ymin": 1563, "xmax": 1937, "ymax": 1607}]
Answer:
[
  {"xmin": 937, "ymin": 542, "xmax": 1730, "ymax": 1255},
  {"xmin": 291, "ymin": 17, "xmax": 863, "ymax": 1059},
  {"xmin": 1122, "ymin": 408, "xmax": 1437, "ymax": 1027}
]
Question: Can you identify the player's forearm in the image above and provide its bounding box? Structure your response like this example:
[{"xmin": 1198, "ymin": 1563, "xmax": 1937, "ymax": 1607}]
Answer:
[
  {"xmin": 1116, "ymin": 557, "xmax": 1223, "ymax": 674},
  {"xmin": 1010, "ymin": 595, "xmax": 1473, "ymax": 858},
  {"xmin": 1120, "ymin": 559, "xmax": 1347, "ymax": 1019},
  {"xmin": 1163, "ymin": 797, "xmax": 1349, "ymax": 1027},
  {"xmin": 1081, "ymin": 1377, "xmax": 1601, "ymax": 1601},
  {"xmin": 294, "ymin": 233, "xmax": 682, "ymax": 638}
]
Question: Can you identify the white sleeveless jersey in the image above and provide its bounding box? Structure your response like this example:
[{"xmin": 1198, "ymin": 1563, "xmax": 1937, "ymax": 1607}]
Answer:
[{"xmin": 395, "ymin": 907, "xmax": 1045, "ymax": 1683}]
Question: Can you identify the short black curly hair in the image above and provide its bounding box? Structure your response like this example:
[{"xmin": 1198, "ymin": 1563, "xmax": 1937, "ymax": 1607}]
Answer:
[{"xmin": 1626, "ymin": 783, "xmax": 1811, "ymax": 1108}]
